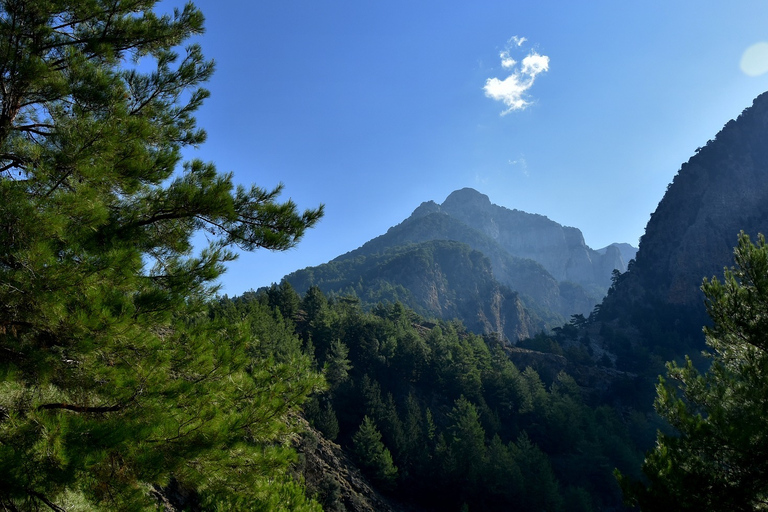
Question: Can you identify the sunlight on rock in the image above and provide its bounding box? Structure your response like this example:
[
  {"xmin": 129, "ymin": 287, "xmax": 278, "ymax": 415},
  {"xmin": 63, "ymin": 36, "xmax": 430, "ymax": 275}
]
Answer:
[{"xmin": 740, "ymin": 42, "xmax": 768, "ymax": 76}]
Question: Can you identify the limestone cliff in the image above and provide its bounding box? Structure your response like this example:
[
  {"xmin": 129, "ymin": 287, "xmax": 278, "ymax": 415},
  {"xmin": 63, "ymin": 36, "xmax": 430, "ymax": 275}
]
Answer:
[{"xmin": 439, "ymin": 188, "xmax": 627, "ymax": 290}]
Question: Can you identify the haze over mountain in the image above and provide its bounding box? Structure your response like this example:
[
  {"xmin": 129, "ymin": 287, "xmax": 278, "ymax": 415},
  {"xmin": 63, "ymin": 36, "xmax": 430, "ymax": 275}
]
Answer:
[{"xmin": 284, "ymin": 188, "xmax": 636, "ymax": 340}]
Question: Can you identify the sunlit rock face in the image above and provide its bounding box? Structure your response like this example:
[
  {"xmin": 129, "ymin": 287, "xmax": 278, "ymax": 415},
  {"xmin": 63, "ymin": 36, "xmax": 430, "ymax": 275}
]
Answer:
[{"xmin": 438, "ymin": 187, "xmax": 628, "ymax": 290}]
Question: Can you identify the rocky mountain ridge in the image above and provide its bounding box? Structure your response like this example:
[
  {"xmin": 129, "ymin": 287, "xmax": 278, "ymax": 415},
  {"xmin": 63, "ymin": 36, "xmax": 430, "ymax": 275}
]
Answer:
[
  {"xmin": 284, "ymin": 188, "xmax": 635, "ymax": 340},
  {"xmin": 435, "ymin": 188, "xmax": 628, "ymax": 290}
]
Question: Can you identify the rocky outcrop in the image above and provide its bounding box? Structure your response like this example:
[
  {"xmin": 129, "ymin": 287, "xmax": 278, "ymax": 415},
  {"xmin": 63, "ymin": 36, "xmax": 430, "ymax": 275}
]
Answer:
[
  {"xmin": 295, "ymin": 421, "xmax": 404, "ymax": 512},
  {"xmin": 597, "ymin": 243, "xmax": 637, "ymax": 268},
  {"xmin": 285, "ymin": 189, "xmax": 636, "ymax": 338}
]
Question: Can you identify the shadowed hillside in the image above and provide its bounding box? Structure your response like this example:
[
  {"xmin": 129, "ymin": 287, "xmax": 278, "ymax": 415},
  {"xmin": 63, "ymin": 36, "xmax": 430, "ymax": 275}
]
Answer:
[{"xmin": 597, "ymin": 91, "xmax": 768, "ymax": 360}]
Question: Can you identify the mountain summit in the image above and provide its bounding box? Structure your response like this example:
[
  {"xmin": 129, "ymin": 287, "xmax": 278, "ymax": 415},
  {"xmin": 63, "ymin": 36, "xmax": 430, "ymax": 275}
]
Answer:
[
  {"xmin": 285, "ymin": 189, "xmax": 635, "ymax": 340},
  {"xmin": 421, "ymin": 187, "xmax": 628, "ymax": 289}
]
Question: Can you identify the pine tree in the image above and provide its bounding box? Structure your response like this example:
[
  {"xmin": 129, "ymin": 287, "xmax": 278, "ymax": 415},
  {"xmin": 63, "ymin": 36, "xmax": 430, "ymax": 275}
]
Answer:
[
  {"xmin": 0, "ymin": 1, "xmax": 323, "ymax": 509},
  {"xmin": 445, "ymin": 396, "xmax": 487, "ymax": 490},
  {"xmin": 352, "ymin": 416, "xmax": 398, "ymax": 489},
  {"xmin": 513, "ymin": 432, "xmax": 563, "ymax": 511},
  {"xmin": 324, "ymin": 339, "xmax": 351, "ymax": 389},
  {"xmin": 619, "ymin": 233, "xmax": 768, "ymax": 511}
]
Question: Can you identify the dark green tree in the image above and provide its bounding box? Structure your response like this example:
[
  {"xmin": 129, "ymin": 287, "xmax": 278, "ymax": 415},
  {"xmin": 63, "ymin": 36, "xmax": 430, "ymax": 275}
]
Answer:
[
  {"xmin": 483, "ymin": 435, "xmax": 523, "ymax": 504},
  {"xmin": 324, "ymin": 339, "xmax": 352, "ymax": 390},
  {"xmin": 266, "ymin": 281, "xmax": 302, "ymax": 323},
  {"xmin": 401, "ymin": 393, "xmax": 430, "ymax": 475},
  {"xmin": 619, "ymin": 233, "xmax": 768, "ymax": 511},
  {"xmin": 444, "ymin": 396, "xmax": 487, "ymax": 490},
  {"xmin": 298, "ymin": 285, "xmax": 334, "ymax": 359},
  {"xmin": 352, "ymin": 416, "xmax": 398, "ymax": 489},
  {"xmin": 0, "ymin": 0, "xmax": 323, "ymax": 509},
  {"xmin": 314, "ymin": 400, "xmax": 340, "ymax": 441},
  {"xmin": 513, "ymin": 432, "xmax": 563, "ymax": 511}
]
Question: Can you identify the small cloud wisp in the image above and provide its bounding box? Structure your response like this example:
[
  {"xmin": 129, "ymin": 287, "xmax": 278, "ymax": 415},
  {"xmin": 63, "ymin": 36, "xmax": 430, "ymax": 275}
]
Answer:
[{"xmin": 484, "ymin": 36, "xmax": 549, "ymax": 115}]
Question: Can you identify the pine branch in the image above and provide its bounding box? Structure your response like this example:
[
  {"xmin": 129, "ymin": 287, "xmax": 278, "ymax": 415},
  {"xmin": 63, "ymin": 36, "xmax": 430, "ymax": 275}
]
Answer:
[
  {"xmin": 37, "ymin": 403, "xmax": 123, "ymax": 414},
  {"xmin": 37, "ymin": 388, "xmax": 141, "ymax": 415},
  {"xmin": 26, "ymin": 490, "xmax": 66, "ymax": 512},
  {"xmin": 13, "ymin": 123, "xmax": 53, "ymax": 136}
]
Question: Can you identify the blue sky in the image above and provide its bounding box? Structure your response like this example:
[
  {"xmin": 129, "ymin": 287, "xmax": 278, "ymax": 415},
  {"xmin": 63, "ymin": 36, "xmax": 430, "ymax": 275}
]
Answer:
[{"xmin": 175, "ymin": 0, "xmax": 768, "ymax": 295}]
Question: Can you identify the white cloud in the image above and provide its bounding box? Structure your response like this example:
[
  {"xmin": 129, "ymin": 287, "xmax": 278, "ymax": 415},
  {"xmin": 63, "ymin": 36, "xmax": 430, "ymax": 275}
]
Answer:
[
  {"xmin": 484, "ymin": 37, "xmax": 549, "ymax": 115},
  {"xmin": 521, "ymin": 53, "xmax": 549, "ymax": 76},
  {"xmin": 484, "ymin": 75, "xmax": 531, "ymax": 112},
  {"xmin": 500, "ymin": 51, "xmax": 516, "ymax": 69},
  {"xmin": 510, "ymin": 36, "xmax": 527, "ymax": 47}
]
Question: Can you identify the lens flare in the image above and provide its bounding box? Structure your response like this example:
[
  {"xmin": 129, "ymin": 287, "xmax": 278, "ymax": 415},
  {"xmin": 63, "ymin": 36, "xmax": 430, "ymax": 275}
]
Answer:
[{"xmin": 740, "ymin": 42, "xmax": 768, "ymax": 76}]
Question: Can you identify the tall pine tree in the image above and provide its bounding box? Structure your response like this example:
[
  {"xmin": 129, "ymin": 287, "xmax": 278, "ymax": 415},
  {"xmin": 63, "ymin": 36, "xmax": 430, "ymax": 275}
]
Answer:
[
  {"xmin": 0, "ymin": 0, "xmax": 323, "ymax": 509},
  {"xmin": 619, "ymin": 233, "xmax": 768, "ymax": 511}
]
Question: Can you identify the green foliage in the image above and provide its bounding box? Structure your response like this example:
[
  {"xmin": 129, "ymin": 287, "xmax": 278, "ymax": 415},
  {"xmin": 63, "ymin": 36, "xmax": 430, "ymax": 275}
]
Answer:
[
  {"xmin": 443, "ymin": 396, "xmax": 487, "ymax": 490},
  {"xmin": 352, "ymin": 416, "xmax": 398, "ymax": 488},
  {"xmin": 324, "ymin": 339, "xmax": 352, "ymax": 389},
  {"xmin": 619, "ymin": 233, "xmax": 768, "ymax": 511},
  {"xmin": 310, "ymin": 399, "xmax": 340, "ymax": 441},
  {"xmin": 513, "ymin": 432, "xmax": 564, "ymax": 512},
  {"xmin": 519, "ymin": 331, "xmax": 564, "ymax": 355},
  {"xmin": 0, "ymin": 1, "xmax": 322, "ymax": 509},
  {"xmin": 280, "ymin": 286, "xmax": 648, "ymax": 511},
  {"xmin": 265, "ymin": 281, "xmax": 302, "ymax": 323}
]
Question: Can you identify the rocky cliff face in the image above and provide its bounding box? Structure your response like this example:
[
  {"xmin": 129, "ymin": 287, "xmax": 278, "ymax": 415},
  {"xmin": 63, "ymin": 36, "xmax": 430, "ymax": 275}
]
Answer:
[
  {"xmin": 438, "ymin": 188, "xmax": 627, "ymax": 290},
  {"xmin": 637, "ymin": 92, "xmax": 768, "ymax": 306},
  {"xmin": 598, "ymin": 91, "xmax": 768, "ymax": 351}
]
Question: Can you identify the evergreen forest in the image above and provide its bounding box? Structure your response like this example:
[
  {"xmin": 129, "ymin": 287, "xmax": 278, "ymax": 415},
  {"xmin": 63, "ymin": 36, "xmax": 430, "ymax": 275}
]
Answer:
[
  {"xmin": 220, "ymin": 284, "xmax": 655, "ymax": 511},
  {"xmin": 2, "ymin": 0, "xmax": 768, "ymax": 511}
]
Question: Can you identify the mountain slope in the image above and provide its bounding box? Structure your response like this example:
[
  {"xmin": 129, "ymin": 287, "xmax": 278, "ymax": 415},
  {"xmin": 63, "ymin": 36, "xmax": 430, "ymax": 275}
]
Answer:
[
  {"xmin": 335, "ymin": 209, "xmax": 581, "ymax": 320},
  {"xmin": 437, "ymin": 188, "xmax": 627, "ymax": 291},
  {"xmin": 285, "ymin": 189, "xmax": 635, "ymax": 340},
  {"xmin": 288, "ymin": 240, "xmax": 537, "ymax": 341},
  {"xmin": 598, "ymin": 90, "xmax": 768, "ymax": 357}
]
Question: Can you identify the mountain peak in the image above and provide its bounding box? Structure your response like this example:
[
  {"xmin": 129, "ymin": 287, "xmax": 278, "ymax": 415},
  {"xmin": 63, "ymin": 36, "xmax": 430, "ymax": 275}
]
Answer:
[{"xmin": 441, "ymin": 188, "xmax": 492, "ymax": 210}]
